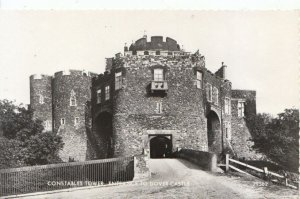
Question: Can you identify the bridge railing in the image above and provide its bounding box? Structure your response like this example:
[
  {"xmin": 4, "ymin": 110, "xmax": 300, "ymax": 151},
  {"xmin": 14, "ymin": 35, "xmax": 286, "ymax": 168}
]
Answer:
[
  {"xmin": 0, "ymin": 156, "xmax": 134, "ymax": 197},
  {"xmin": 225, "ymin": 154, "xmax": 298, "ymax": 189}
]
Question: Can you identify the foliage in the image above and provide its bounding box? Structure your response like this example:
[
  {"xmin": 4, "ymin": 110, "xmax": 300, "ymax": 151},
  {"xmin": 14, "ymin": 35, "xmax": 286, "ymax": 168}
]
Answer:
[
  {"xmin": 0, "ymin": 100, "xmax": 33, "ymax": 139},
  {"xmin": 19, "ymin": 131, "xmax": 64, "ymax": 165},
  {"xmin": 0, "ymin": 137, "xmax": 24, "ymax": 169},
  {"xmin": 0, "ymin": 99, "xmax": 63, "ymax": 168},
  {"xmin": 246, "ymin": 109, "xmax": 299, "ymax": 172}
]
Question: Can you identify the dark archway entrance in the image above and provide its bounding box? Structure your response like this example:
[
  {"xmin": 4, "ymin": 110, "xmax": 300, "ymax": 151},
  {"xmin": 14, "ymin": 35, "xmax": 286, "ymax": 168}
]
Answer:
[
  {"xmin": 149, "ymin": 135, "xmax": 172, "ymax": 158},
  {"xmin": 95, "ymin": 111, "xmax": 113, "ymax": 158},
  {"xmin": 207, "ymin": 111, "xmax": 222, "ymax": 154}
]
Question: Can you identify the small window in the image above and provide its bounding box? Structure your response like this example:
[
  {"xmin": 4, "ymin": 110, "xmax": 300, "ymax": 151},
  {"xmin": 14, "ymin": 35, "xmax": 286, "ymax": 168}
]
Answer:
[
  {"xmin": 156, "ymin": 102, "xmax": 163, "ymax": 114},
  {"xmin": 156, "ymin": 51, "xmax": 160, "ymax": 55},
  {"xmin": 60, "ymin": 118, "xmax": 65, "ymax": 125},
  {"xmin": 70, "ymin": 90, "xmax": 77, "ymax": 106},
  {"xmin": 105, "ymin": 86, "xmax": 110, "ymax": 101},
  {"xmin": 96, "ymin": 89, "xmax": 101, "ymax": 104},
  {"xmin": 39, "ymin": 94, "xmax": 44, "ymax": 104},
  {"xmin": 213, "ymin": 87, "xmax": 218, "ymax": 105},
  {"xmin": 225, "ymin": 97, "xmax": 231, "ymax": 115},
  {"xmin": 154, "ymin": 68, "xmax": 164, "ymax": 81},
  {"xmin": 82, "ymin": 70, "xmax": 88, "ymax": 76},
  {"xmin": 206, "ymin": 83, "xmax": 212, "ymax": 102},
  {"xmin": 238, "ymin": 101, "xmax": 245, "ymax": 117},
  {"xmin": 74, "ymin": 117, "xmax": 79, "ymax": 125},
  {"xmin": 144, "ymin": 51, "xmax": 149, "ymax": 55},
  {"xmin": 44, "ymin": 120, "xmax": 51, "ymax": 131},
  {"xmin": 168, "ymin": 52, "xmax": 173, "ymax": 56},
  {"xmin": 196, "ymin": 71, "xmax": 203, "ymax": 89},
  {"xmin": 115, "ymin": 72, "xmax": 122, "ymax": 90}
]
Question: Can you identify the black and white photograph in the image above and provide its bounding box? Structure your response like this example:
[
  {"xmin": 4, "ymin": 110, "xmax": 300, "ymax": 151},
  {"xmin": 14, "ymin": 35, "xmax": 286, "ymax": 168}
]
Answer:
[{"xmin": 0, "ymin": 1, "xmax": 299, "ymax": 198}]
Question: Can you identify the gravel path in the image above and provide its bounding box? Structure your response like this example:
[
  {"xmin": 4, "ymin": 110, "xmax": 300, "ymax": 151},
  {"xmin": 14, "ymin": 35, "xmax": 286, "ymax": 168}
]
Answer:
[{"xmin": 20, "ymin": 159, "xmax": 298, "ymax": 199}]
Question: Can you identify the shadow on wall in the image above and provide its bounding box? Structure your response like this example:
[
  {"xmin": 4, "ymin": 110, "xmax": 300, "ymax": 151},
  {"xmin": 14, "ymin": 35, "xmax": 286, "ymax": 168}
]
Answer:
[
  {"xmin": 207, "ymin": 110, "xmax": 222, "ymax": 155},
  {"xmin": 174, "ymin": 149, "xmax": 217, "ymax": 172},
  {"xmin": 87, "ymin": 112, "xmax": 114, "ymax": 159}
]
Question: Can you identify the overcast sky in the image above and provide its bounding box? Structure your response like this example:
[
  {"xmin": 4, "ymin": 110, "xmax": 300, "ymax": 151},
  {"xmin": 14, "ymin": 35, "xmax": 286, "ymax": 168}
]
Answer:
[{"xmin": 0, "ymin": 10, "xmax": 298, "ymax": 115}]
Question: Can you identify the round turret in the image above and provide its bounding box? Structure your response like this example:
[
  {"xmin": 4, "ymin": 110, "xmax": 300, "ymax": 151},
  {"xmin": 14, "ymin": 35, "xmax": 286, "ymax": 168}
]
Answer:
[
  {"xmin": 29, "ymin": 74, "xmax": 53, "ymax": 131},
  {"xmin": 52, "ymin": 69, "xmax": 95, "ymax": 161}
]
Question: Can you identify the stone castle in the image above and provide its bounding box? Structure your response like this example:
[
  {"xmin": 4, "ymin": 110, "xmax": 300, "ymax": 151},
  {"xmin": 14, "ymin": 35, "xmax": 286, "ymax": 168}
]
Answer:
[{"xmin": 29, "ymin": 35, "xmax": 258, "ymax": 162}]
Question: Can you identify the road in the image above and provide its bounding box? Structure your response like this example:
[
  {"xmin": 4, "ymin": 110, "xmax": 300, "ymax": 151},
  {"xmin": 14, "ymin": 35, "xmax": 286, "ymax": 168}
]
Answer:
[{"xmin": 21, "ymin": 159, "xmax": 298, "ymax": 199}]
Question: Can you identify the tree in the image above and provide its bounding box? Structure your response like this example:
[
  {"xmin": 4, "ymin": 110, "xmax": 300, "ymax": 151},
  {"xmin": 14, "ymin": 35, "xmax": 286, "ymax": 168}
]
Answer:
[
  {"xmin": 0, "ymin": 100, "xmax": 34, "ymax": 139},
  {"xmin": 0, "ymin": 99, "xmax": 63, "ymax": 168},
  {"xmin": 246, "ymin": 109, "xmax": 299, "ymax": 172},
  {"xmin": 19, "ymin": 131, "xmax": 64, "ymax": 165},
  {"xmin": 0, "ymin": 137, "xmax": 24, "ymax": 169}
]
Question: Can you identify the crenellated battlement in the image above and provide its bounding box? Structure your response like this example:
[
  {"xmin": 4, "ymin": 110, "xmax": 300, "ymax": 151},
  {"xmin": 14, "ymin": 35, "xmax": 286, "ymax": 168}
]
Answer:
[
  {"xmin": 53, "ymin": 69, "xmax": 97, "ymax": 78},
  {"xmin": 127, "ymin": 36, "xmax": 181, "ymax": 52},
  {"xmin": 30, "ymin": 74, "xmax": 52, "ymax": 80}
]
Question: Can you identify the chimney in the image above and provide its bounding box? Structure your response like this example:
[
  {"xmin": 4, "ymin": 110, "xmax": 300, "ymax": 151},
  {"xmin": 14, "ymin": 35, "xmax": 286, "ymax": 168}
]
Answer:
[
  {"xmin": 105, "ymin": 58, "xmax": 113, "ymax": 72},
  {"xmin": 222, "ymin": 62, "xmax": 227, "ymax": 79},
  {"xmin": 124, "ymin": 43, "xmax": 128, "ymax": 52}
]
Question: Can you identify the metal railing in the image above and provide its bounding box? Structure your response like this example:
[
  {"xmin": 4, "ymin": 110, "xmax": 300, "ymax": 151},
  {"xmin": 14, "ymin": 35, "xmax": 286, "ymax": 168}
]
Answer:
[{"xmin": 0, "ymin": 156, "xmax": 134, "ymax": 197}]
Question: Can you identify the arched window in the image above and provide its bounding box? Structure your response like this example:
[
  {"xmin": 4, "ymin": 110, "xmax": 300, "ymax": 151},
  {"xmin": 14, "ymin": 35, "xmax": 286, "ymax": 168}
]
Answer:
[{"xmin": 70, "ymin": 90, "xmax": 77, "ymax": 106}]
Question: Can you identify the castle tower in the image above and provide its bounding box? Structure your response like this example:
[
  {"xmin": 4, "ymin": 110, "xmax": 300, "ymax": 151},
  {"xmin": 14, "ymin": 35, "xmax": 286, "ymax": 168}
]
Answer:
[
  {"xmin": 91, "ymin": 36, "xmax": 210, "ymax": 158},
  {"xmin": 29, "ymin": 74, "xmax": 53, "ymax": 131},
  {"xmin": 52, "ymin": 70, "xmax": 96, "ymax": 161}
]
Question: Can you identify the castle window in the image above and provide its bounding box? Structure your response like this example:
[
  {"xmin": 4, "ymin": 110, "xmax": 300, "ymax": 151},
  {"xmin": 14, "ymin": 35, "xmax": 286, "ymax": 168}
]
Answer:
[
  {"xmin": 196, "ymin": 71, "xmax": 203, "ymax": 89},
  {"xmin": 144, "ymin": 51, "xmax": 149, "ymax": 55},
  {"xmin": 156, "ymin": 51, "xmax": 160, "ymax": 55},
  {"xmin": 96, "ymin": 89, "xmax": 101, "ymax": 104},
  {"xmin": 156, "ymin": 102, "xmax": 163, "ymax": 114},
  {"xmin": 44, "ymin": 120, "xmax": 51, "ymax": 131},
  {"xmin": 82, "ymin": 70, "xmax": 88, "ymax": 76},
  {"xmin": 115, "ymin": 72, "xmax": 122, "ymax": 90},
  {"xmin": 70, "ymin": 90, "xmax": 77, "ymax": 106},
  {"xmin": 213, "ymin": 87, "xmax": 218, "ymax": 105},
  {"xmin": 105, "ymin": 86, "xmax": 110, "ymax": 100},
  {"xmin": 39, "ymin": 94, "xmax": 44, "ymax": 104},
  {"xmin": 74, "ymin": 117, "xmax": 79, "ymax": 125},
  {"xmin": 225, "ymin": 122, "xmax": 231, "ymax": 140},
  {"xmin": 206, "ymin": 83, "xmax": 212, "ymax": 102},
  {"xmin": 60, "ymin": 118, "xmax": 65, "ymax": 125},
  {"xmin": 225, "ymin": 97, "xmax": 231, "ymax": 115},
  {"xmin": 154, "ymin": 68, "xmax": 164, "ymax": 81},
  {"xmin": 238, "ymin": 101, "xmax": 245, "ymax": 117}
]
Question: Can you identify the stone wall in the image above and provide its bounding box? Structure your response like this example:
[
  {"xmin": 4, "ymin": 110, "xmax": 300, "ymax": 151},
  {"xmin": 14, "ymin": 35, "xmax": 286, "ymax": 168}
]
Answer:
[
  {"xmin": 111, "ymin": 55, "xmax": 208, "ymax": 157},
  {"xmin": 52, "ymin": 70, "xmax": 94, "ymax": 161},
  {"xmin": 29, "ymin": 74, "xmax": 53, "ymax": 131},
  {"xmin": 175, "ymin": 149, "xmax": 217, "ymax": 172},
  {"xmin": 230, "ymin": 89, "xmax": 261, "ymax": 160}
]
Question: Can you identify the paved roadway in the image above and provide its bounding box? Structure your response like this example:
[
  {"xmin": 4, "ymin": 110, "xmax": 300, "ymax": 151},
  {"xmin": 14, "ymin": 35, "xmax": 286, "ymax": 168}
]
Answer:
[{"xmin": 21, "ymin": 159, "xmax": 298, "ymax": 199}]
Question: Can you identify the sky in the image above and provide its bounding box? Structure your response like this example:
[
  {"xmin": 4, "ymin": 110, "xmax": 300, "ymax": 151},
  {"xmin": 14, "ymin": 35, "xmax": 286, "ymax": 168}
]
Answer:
[{"xmin": 0, "ymin": 10, "xmax": 298, "ymax": 116}]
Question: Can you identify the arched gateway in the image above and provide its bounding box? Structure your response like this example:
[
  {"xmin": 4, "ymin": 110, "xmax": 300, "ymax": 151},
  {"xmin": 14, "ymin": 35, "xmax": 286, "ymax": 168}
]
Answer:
[{"xmin": 149, "ymin": 135, "xmax": 172, "ymax": 158}]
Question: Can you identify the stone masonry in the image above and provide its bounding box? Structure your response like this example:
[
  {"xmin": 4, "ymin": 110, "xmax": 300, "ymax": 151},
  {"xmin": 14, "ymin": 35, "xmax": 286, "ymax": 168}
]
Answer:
[{"xmin": 30, "ymin": 35, "xmax": 260, "ymax": 162}]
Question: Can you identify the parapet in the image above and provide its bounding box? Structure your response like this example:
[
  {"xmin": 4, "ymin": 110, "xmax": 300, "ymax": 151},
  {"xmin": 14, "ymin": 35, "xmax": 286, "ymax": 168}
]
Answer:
[
  {"xmin": 54, "ymin": 69, "xmax": 97, "ymax": 78},
  {"xmin": 128, "ymin": 36, "xmax": 181, "ymax": 52},
  {"xmin": 30, "ymin": 74, "xmax": 52, "ymax": 80}
]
